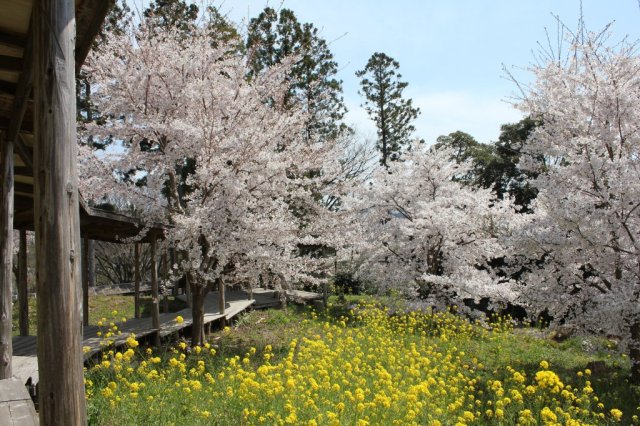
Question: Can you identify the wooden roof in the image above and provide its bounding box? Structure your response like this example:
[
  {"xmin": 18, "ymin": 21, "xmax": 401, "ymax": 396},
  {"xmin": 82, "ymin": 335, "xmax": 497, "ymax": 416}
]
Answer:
[{"xmin": 0, "ymin": 0, "xmax": 165, "ymax": 243}]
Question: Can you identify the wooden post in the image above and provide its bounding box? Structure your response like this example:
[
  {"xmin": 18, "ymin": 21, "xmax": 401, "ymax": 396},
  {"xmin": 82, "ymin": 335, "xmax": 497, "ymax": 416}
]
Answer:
[
  {"xmin": 218, "ymin": 279, "xmax": 226, "ymax": 316},
  {"xmin": 169, "ymin": 247, "xmax": 177, "ymax": 297},
  {"xmin": 0, "ymin": 130, "xmax": 14, "ymax": 379},
  {"xmin": 81, "ymin": 238, "xmax": 94, "ymax": 326},
  {"xmin": 82, "ymin": 238, "xmax": 89, "ymax": 326},
  {"xmin": 134, "ymin": 243, "xmax": 140, "ymax": 319},
  {"xmin": 150, "ymin": 236, "xmax": 160, "ymax": 346},
  {"xmin": 34, "ymin": 1, "xmax": 87, "ymax": 422},
  {"xmin": 162, "ymin": 253, "xmax": 169, "ymax": 313},
  {"xmin": 18, "ymin": 230, "xmax": 29, "ymax": 336}
]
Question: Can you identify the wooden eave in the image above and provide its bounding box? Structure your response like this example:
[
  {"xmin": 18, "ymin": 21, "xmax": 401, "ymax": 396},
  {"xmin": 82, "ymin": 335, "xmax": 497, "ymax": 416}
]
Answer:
[{"xmin": 0, "ymin": 0, "xmax": 166, "ymax": 243}]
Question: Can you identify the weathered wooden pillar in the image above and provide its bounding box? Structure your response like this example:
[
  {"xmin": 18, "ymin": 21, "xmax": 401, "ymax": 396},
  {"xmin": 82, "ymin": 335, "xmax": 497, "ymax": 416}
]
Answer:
[
  {"xmin": 0, "ymin": 131, "xmax": 14, "ymax": 379},
  {"xmin": 134, "ymin": 243, "xmax": 140, "ymax": 319},
  {"xmin": 18, "ymin": 229, "xmax": 29, "ymax": 336},
  {"xmin": 150, "ymin": 236, "xmax": 160, "ymax": 346},
  {"xmin": 218, "ymin": 279, "xmax": 226, "ymax": 316},
  {"xmin": 34, "ymin": 1, "xmax": 87, "ymax": 423}
]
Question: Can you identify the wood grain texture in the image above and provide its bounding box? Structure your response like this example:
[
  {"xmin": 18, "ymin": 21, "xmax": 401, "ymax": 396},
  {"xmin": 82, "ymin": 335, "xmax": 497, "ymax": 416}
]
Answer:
[
  {"xmin": 33, "ymin": 1, "xmax": 86, "ymax": 423},
  {"xmin": 0, "ymin": 131, "xmax": 13, "ymax": 380}
]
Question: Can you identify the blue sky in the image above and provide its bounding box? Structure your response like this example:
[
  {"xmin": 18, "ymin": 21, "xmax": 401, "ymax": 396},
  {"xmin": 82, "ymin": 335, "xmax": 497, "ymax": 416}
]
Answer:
[{"xmin": 134, "ymin": 1, "xmax": 640, "ymax": 145}]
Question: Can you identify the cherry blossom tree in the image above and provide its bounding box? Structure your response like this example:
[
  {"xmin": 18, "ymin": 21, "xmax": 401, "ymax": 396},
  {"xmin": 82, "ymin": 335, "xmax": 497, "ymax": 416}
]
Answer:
[
  {"xmin": 511, "ymin": 26, "xmax": 640, "ymax": 382},
  {"xmin": 351, "ymin": 141, "xmax": 518, "ymax": 309},
  {"xmin": 82, "ymin": 21, "xmax": 346, "ymax": 345}
]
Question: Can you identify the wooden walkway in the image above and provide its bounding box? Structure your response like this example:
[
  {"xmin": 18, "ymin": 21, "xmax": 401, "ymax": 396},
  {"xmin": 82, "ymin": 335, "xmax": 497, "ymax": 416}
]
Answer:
[
  {"xmin": 0, "ymin": 378, "xmax": 38, "ymax": 426},
  {"xmin": 8, "ymin": 288, "xmax": 322, "ymax": 389},
  {"xmin": 10, "ymin": 291, "xmax": 255, "ymax": 387}
]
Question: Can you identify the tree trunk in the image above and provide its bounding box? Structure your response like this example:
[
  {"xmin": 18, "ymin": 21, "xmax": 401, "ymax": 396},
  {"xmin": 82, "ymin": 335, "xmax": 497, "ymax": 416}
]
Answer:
[
  {"xmin": 134, "ymin": 243, "xmax": 140, "ymax": 318},
  {"xmin": 150, "ymin": 237, "xmax": 160, "ymax": 346},
  {"xmin": 631, "ymin": 318, "xmax": 640, "ymax": 384},
  {"xmin": 190, "ymin": 282, "xmax": 205, "ymax": 346},
  {"xmin": 18, "ymin": 229, "xmax": 28, "ymax": 336},
  {"xmin": 0, "ymin": 127, "xmax": 14, "ymax": 379},
  {"xmin": 34, "ymin": 1, "xmax": 87, "ymax": 423}
]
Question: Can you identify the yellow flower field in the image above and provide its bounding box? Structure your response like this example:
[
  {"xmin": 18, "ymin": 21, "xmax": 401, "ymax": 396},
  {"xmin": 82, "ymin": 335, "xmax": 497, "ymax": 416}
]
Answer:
[{"xmin": 86, "ymin": 303, "xmax": 639, "ymax": 425}]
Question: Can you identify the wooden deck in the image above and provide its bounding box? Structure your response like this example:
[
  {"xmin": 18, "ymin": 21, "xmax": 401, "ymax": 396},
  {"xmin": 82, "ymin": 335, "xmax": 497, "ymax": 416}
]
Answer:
[
  {"xmin": 8, "ymin": 288, "xmax": 322, "ymax": 389},
  {"xmin": 0, "ymin": 378, "xmax": 38, "ymax": 426},
  {"xmin": 10, "ymin": 291, "xmax": 255, "ymax": 387}
]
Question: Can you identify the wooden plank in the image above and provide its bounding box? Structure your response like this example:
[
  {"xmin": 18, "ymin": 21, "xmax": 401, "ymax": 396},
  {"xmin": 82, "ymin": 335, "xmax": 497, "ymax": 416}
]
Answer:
[
  {"xmin": 0, "ymin": 404, "xmax": 10, "ymax": 425},
  {"xmin": 11, "ymin": 337, "xmax": 36, "ymax": 356},
  {"xmin": 9, "ymin": 400, "xmax": 38, "ymax": 425},
  {"xmin": 0, "ymin": 378, "xmax": 38, "ymax": 426},
  {"xmin": 0, "ymin": 378, "xmax": 27, "ymax": 402},
  {"xmin": 33, "ymin": 1, "xmax": 86, "ymax": 423},
  {"xmin": 0, "ymin": 126, "xmax": 14, "ymax": 380},
  {"xmin": 10, "ymin": 356, "xmax": 38, "ymax": 387}
]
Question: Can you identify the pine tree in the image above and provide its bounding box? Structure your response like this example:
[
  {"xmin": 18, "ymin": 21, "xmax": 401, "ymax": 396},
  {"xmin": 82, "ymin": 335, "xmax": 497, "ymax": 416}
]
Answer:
[
  {"xmin": 356, "ymin": 52, "xmax": 420, "ymax": 168},
  {"xmin": 247, "ymin": 7, "xmax": 347, "ymax": 141}
]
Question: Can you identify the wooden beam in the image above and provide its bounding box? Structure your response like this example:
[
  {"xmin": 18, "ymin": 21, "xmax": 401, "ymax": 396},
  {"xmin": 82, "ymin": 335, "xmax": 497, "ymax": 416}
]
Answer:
[
  {"xmin": 0, "ymin": 31, "xmax": 26, "ymax": 48},
  {"xmin": 6, "ymin": 18, "xmax": 34, "ymax": 176},
  {"xmin": 14, "ymin": 166, "xmax": 31, "ymax": 177},
  {"xmin": 13, "ymin": 181, "xmax": 33, "ymax": 195},
  {"xmin": 0, "ymin": 81, "xmax": 17, "ymax": 96},
  {"xmin": 33, "ymin": 1, "xmax": 86, "ymax": 423},
  {"xmin": 18, "ymin": 229, "xmax": 28, "ymax": 336},
  {"xmin": 0, "ymin": 130, "xmax": 14, "ymax": 379},
  {"xmin": 0, "ymin": 55, "xmax": 22, "ymax": 72},
  {"xmin": 150, "ymin": 236, "xmax": 160, "ymax": 346},
  {"xmin": 75, "ymin": 0, "xmax": 116, "ymax": 74}
]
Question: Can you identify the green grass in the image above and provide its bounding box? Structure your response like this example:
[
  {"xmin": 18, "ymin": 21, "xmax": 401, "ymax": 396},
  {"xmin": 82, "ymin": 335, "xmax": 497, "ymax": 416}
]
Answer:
[
  {"xmin": 85, "ymin": 297, "xmax": 640, "ymax": 425},
  {"xmin": 12, "ymin": 294, "xmax": 186, "ymax": 336}
]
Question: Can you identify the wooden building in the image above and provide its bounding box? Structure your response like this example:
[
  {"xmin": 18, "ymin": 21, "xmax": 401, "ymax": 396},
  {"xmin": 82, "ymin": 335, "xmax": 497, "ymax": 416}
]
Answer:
[{"xmin": 0, "ymin": 1, "xmax": 126, "ymax": 423}]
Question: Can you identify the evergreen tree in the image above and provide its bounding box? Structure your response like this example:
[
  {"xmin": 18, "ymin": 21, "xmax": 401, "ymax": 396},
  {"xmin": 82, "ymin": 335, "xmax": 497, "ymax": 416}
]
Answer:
[
  {"xmin": 247, "ymin": 7, "xmax": 347, "ymax": 141},
  {"xmin": 356, "ymin": 52, "xmax": 420, "ymax": 168},
  {"xmin": 143, "ymin": 0, "xmax": 199, "ymax": 36}
]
